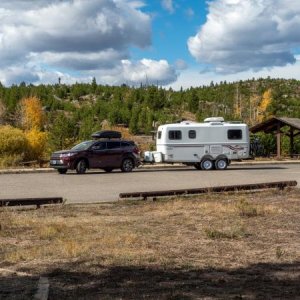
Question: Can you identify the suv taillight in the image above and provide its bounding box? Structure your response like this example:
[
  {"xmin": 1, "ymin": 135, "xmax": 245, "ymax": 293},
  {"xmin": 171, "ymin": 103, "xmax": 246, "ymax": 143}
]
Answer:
[{"xmin": 133, "ymin": 146, "xmax": 139, "ymax": 155}]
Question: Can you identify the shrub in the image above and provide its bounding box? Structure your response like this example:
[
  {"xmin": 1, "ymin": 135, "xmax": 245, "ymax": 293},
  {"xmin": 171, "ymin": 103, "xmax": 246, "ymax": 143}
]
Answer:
[
  {"xmin": 0, "ymin": 125, "xmax": 27, "ymax": 164},
  {"xmin": 204, "ymin": 226, "xmax": 248, "ymax": 239},
  {"xmin": 236, "ymin": 199, "xmax": 259, "ymax": 217},
  {"xmin": 0, "ymin": 154, "xmax": 25, "ymax": 168},
  {"xmin": 24, "ymin": 129, "xmax": 48, "ymax": 160}
]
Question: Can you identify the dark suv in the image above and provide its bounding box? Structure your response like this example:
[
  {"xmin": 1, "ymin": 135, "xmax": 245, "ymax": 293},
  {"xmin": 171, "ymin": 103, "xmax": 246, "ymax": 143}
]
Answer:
[{"xmin": 50, "ymin": 133, "xmax": 140, "ymax": 174}]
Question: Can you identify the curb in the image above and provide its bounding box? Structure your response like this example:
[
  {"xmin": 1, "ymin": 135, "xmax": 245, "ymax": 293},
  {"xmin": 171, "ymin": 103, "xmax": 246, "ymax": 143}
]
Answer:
[{"xmin": 1, "ymin": 160, "xmax": 300, "ymax": 174}]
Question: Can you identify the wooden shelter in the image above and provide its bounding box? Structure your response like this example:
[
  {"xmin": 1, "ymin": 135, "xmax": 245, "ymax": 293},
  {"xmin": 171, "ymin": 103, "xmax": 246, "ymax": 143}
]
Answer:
[{"xmin": 250, "ymin": 117, "xmax": 300, "ymax": 158}]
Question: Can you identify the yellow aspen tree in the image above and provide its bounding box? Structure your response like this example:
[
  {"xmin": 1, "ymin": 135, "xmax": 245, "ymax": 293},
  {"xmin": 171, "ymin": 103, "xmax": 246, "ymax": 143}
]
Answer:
[
  {"xmin": 257, "ymin": 89, "xmax": 272, "ymax": 122},
  {"xmin": 18, "ymin": 97, "xmax": 49, "ymax": 160},
  {"xmin": 19, "ymin": 96, "xmax": 44, "ymax": 130}
]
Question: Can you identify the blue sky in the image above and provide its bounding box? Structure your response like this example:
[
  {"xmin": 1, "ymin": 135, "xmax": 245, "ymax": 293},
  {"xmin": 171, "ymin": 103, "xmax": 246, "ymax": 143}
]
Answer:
[
  {"xmin": 0, "ymin": 0, "xmax": 300, "ymax": 89},
  {"xmin": 132, "ymin": 1, "xmax": 205, "ymax": 66}
]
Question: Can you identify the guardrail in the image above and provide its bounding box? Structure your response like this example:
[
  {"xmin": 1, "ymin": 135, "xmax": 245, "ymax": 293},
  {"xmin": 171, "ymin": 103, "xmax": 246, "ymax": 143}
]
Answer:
[
  {"xmin": 0, "ymin": 197, "xmax": 63, "ymax": 208},
  {"xmin": 119, "ymin": 181, "xmax": 297, "ymax": 200}
]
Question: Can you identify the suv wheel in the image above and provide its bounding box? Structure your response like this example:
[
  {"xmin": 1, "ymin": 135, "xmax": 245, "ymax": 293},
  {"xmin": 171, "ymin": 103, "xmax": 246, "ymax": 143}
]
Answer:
[
  {"xmin": 121, "ymin": 158, "xmax": 134, "ymax": 172},
  {"xmin": 58, "ymin": 168, "xmax": 67, "ymax": 174},
  {"xmin": 76, "ymin": 159, "xmax": 87, "ymax": 174}
]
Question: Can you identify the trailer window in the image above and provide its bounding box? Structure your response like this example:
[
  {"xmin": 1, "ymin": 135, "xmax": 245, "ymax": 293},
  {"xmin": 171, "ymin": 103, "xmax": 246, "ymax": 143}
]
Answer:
[
  {"xmin": 169, "ymin": 130, "xmax": 182, "ymax": 140},
  {"xmin": 228, "ymin": 129, "xmax": 242, "ymax": 140},
  {"xmin": 157, "ymin": 131, "xmax": 162, "ymax": 139},
  {"xmin": 188, "ymin": 130, "xmax": 196, "ymax": 139}
]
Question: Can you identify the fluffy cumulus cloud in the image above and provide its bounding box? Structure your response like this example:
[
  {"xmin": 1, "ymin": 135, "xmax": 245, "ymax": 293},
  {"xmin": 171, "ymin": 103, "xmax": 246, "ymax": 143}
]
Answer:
[
  {"xmin": 81, "ymin": 59, "xmax": 177, "ymax": 86},
  {"xmin": 0, "ymin": 0, "xmax": 177, "ymax": 86},
  {"xmin": 188, "ymin": 0, "xmax": 300, "ymax": 73}
]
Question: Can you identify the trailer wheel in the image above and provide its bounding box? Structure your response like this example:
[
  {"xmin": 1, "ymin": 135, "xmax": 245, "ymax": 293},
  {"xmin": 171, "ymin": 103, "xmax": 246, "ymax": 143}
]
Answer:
[
  {"xmin": 194, "ymin": 163, "xmax": 201, "ymax": 170},
  {"xmin": 215, "ymin": 158, "xmax": 228, "ymax": 170},
  {"xmin": 201, "ymin": 158, "xmax": 213, "ymax": 170}
]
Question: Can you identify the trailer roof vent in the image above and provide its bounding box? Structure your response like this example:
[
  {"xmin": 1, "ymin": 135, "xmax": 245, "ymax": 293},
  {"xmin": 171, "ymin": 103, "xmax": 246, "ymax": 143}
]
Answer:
[
  {"xmin": 204, "ymin": 117, "xmax": 224, "ymax": 123},
  {"xmin": 180, "ymin": 120, "xmax": 195, "ymax": 125}
]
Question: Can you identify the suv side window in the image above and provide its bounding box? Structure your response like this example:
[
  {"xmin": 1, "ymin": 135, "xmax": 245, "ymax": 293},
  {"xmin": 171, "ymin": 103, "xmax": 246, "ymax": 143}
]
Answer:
[
  {"xmin": 107, "ymin": 141, "xmax": 121, "ymax": 149},
  {"xmin": 91, "ymin": 142, "xmax": 106, "ymax": 151}
]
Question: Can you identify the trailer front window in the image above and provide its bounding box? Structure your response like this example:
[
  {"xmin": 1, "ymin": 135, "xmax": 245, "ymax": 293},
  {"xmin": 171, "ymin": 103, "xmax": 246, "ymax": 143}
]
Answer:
[
  {"xmin": 228, "ymin": 129, "xmax": 242, "ymax": 140},
  {"xmin": 169, "ymin": 130, "xmax": 182, "ymax": 140},
  {"xmin": 157, "ymin": 131, "xmax": 162, "ymax": 139}
]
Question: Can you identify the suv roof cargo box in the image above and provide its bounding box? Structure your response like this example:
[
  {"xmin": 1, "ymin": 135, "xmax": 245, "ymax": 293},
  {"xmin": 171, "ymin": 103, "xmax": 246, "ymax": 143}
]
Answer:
[{"xmin": 91, "ymin": 130, "xmax": 122, "ymax": 139}]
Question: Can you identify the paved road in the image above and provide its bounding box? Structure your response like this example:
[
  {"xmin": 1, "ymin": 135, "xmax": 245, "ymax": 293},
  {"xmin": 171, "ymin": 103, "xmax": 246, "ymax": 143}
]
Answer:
[{"xmin": 1, "ymin": 164, "xmax": 300, "ymax": 203}]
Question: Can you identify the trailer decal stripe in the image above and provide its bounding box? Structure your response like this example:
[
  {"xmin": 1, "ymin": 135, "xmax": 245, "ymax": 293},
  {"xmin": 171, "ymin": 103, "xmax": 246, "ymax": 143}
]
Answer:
[{"xmin": 158, "ymin": 144, "xmax": 245, "ymax": 150}]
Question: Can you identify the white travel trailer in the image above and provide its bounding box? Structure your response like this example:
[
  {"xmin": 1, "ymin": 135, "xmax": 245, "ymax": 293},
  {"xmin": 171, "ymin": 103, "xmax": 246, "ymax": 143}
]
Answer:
[{"xmin": 144, "ymin": 117, "xmax": 250, "ymax": 170}]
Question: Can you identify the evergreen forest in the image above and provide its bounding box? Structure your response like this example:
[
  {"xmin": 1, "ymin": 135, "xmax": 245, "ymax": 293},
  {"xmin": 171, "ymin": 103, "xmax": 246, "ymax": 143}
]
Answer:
[{"xmin": 1, "ymin": 77, "xmax": 300, "ymax": 166}]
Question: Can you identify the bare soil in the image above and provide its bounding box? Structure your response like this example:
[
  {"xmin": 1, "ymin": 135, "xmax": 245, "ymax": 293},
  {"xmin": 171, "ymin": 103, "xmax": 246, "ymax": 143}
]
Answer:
[{"xmin": 0, "ymin": 189, "xmax": 299, "ymax": 299}]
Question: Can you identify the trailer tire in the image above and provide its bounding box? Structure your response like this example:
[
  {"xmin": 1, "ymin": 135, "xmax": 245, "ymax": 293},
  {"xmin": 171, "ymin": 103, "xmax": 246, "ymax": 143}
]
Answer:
[
  {"xmin": 215, "ymin": 158, "xmax": 228, "ymax": 170},
  {"xmin": 201, "ymin": 158, "xmax": 214, "ymax": 170}
]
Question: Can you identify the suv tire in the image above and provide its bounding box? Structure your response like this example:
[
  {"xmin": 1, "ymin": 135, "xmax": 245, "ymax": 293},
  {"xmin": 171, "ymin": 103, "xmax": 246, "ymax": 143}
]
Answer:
[
  {"xmin": 121, "ymin": 158, "xmax": 134, "ymax": 172},
  {"xmin": 58, "ymin": 168, "xmax": 67, "ymax": 174},
  {"xmin": 76, "ymin": 159, "xmax": 87, "ymax": 174}
]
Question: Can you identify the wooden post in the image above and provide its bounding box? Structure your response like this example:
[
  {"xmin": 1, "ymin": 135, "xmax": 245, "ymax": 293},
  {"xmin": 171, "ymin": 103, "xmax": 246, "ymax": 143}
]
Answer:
[
  {"xmin": 290, "ymin": 127, "xmax": 294, "ymax": 158},
  {"xmin": 277, "ymin": 123, "xmax": 281, "ymax": 158}
]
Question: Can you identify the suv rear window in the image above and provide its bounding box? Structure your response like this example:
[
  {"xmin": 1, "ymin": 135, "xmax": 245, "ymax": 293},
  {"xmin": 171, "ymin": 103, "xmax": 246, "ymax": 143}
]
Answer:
[{"xmin": 121, "ymin": 142, "xmax": 133, "ymax": 147}]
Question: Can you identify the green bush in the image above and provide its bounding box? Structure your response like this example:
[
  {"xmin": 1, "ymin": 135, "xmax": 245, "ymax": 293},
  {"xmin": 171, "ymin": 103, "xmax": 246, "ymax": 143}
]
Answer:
[{"xmin": 0, "ymin": 126, "xmax": 28, "ymax": 167}]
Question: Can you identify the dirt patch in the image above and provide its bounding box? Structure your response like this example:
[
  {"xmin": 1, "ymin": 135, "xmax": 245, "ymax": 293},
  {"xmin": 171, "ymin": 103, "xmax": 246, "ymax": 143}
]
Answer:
[{"xmin": 0, "ymin": 189, "xmax": 299, "ymax": 299}]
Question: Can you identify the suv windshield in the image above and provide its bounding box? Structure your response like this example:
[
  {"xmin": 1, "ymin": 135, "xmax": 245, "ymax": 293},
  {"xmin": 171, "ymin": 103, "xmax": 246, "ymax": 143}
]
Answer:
[{"xmin": 71, "ymin": 140, "xmax": 94, "ymax": 151}]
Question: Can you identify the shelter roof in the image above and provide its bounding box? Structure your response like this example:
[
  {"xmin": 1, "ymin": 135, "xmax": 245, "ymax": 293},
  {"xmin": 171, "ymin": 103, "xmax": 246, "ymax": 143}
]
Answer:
[{"xmin": 250, "ymin": 117, "xmax": 300, "ymax": 133}]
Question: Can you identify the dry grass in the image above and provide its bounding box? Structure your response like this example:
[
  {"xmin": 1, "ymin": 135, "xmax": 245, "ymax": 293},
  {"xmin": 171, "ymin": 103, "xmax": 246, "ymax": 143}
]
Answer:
[{"xmin": 0, "ymin": 189, "xmax": 299, "ymax": 299}]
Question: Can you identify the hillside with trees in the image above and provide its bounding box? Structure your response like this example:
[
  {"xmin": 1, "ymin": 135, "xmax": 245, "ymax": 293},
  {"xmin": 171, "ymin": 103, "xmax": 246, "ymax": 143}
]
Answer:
[{"xmin": 1, "ymin": 77, "xmax": 300, "ymax": 166}]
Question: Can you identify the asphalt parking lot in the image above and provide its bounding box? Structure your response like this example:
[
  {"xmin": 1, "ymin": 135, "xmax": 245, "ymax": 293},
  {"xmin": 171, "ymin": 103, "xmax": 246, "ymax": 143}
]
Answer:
[{"xmin": 1, "ymin": 163, "xmax": 300, "ymax": 203}]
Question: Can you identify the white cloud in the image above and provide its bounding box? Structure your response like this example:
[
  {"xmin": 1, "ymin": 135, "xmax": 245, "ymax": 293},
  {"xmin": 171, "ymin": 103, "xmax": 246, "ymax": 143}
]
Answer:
[
  {"xmin": 92, "ymin": 59, "xmax": 177, "ymax": 86},
  {"xmin": 0, "ymin": 0, "xmax": 178, "ymax": 86},
  {"xmin": 30, "ymin": 50, "xmax": 128, "ymax": 70},
  {"xmin": 168, "ymin": 56, "xmax": 300, "ymax": 90},
  {"xmin": 175, "ymin": 59, "xmax": 188, "ymax": 70},
  {"xmin": 188, "ymin": 0, "xmax": 300, "ymax": 73},
  {"xmin": 161, "ymin": 0, "xmax": 174, "ymax": 13}
]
